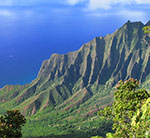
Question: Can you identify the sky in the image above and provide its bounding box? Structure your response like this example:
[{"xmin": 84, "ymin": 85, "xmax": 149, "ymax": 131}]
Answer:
[{"xmin": 0, "ymin": 0, "xmax": 150, "ymax": 88}]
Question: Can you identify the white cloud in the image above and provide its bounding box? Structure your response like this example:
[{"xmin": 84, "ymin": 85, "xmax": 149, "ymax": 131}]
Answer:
[
  {"xmin": 0, "ymin": 0, "xmax": 59, "ymax": 6},
  {"xmin": 85, "ymin": 8, "xmax": 148, "ymax": 24},
  {"xmin": 119, "ymin": 10, "xmax": 148, "ymax": 22},
  {"xmin": 88, "ymin": 0, "xmax": 111, "ymax": 10},
  {"xmin": 0, "ymin": 0, "xmax": 13, "ymax": 6},
  {"xmin": 135, "ymin": 0, "xmax": 150, "ymax": 4},
  {"xmin": 86, "ymin": 9, "xmax": 146, "ymax": 18},
  {"xmin": 87, "ymin": 0, "xmax": 150, "ymax": 10},
  {"xmin": 0, "ymin": 10, "xmax": 13, "ymax": 16},
  {"xmin": 0, "ymin": 9, "xmax": 33, "ymax": 19},
  {"xmin": 65, "ymin": 0, "xmax": 84, "ymax": 5}
]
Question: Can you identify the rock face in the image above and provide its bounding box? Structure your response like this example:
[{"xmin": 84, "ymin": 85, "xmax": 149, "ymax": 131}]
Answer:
[
  {"xmin": 0, "ymin": 21, "xmax": 150, "ymax": 116},
  {"xmin": 38, "ymin": 21, "xmax": 150, "ymax": 86}
]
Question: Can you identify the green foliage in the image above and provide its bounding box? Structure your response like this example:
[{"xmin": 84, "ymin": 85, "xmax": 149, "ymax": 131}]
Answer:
[
  {"xmin": 0, "ymin": 110, "xmax": 26, "ymax": 138},
  {"xmin": 131, "ymin": 98, "xmax": 150, "ymax": 137},
  {"xmin": 0, "ymin": 84, "xmax": 113, "ymax": 138},
  {"xmin": 106, "ymin": 133, "xmax": 114, "ymax": 138},
  {"xmin": 22, "ymin": 109, "xmax": 113, "ymax": 138},
  {"xmin": 143, "ymin": 25, "xmax": 150, "ymax": 34},
  {"xmin": 91, "ymin": 136, "xmax": 102, "ymax": 138},
  {"xmin": 91, "ymin": 132, "xmax": 114, "ymax": 138},
  {"xmin": 98, "ymin": 78, "xmax": 150, "ymax": 138}
]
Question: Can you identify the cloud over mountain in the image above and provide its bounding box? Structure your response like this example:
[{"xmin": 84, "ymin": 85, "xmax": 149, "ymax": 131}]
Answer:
[{"xmin": 87, "ymin": 0, "xmax": 150, "ymax": 10}]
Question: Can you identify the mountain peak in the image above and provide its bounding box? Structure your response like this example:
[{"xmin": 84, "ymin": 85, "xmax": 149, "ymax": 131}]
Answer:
[
  {"xmin": 126, "ymin": 20, "xmax": 131, "ymax": 24},
  {"xmin": 124, "ymin": 20, "xmax": 143, "ymax": 26}
]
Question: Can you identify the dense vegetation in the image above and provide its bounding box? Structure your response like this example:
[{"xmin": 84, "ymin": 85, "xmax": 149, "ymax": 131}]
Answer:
[
  {"xmin": 2, "ymin": 78, "xmax": 150, "ymax": 138},
  {"xmin": 22, "ymin": 98, "xmax": 114, "ymax": 138},
  {"xmin": 143, "ymin": 25, "xmax": 150, "ymax": 33},
  {"xmin": 0, "ymin": 110, "xmax": 26, "ymax": 138},
  {"xmin": 95, "ymin": 78, "xmax": 150, "ymax": 138}
]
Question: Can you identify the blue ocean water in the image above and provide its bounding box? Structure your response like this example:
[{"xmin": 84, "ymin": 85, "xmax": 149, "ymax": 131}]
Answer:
[{"xmin": 0, "ymin": 4, "xmax": 145, "ymax": 88}]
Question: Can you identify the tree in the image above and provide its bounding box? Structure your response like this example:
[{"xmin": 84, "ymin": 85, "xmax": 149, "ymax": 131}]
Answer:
[
  {"xmin": 98, "ymin": 78, "xmax": 150, "ymax": 138},
  {"xmin": 0, "ymin": 110, "xmax": 26, "ymax": 138},
  {"xmin": 143, "ymin": 25, "xmax": 150, "ymax": 34}
]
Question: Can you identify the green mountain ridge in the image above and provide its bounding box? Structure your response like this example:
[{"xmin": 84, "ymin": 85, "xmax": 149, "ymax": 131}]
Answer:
[{"xmin": 0, "ymin": 20, "xmax": 150, "ymax": 137}]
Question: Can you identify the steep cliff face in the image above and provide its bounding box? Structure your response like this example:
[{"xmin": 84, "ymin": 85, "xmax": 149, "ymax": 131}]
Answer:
[
  {"xmin": 0, "ymin": 21, "xmax": 150, "ymax": 116},
  {"xmin": 38, "ymin": 21, "xmax": 150, "ymax": 87}
]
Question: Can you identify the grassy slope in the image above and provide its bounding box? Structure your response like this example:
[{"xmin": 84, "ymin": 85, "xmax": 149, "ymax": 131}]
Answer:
[{"xmin": 22, "ymin": 85, "xmax": 113, "ymax": 138}]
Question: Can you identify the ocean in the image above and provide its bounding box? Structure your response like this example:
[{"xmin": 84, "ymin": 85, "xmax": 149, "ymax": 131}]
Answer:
[{"xmin": 0, "ymin": 4, "xmax": 138, "ymax": 88}]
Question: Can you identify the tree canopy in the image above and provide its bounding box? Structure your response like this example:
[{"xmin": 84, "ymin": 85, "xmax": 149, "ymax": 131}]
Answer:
[
  {"xmin": 143, "ymin": 25, "xmax": 150, "ymax": 34},
  {"xmin": 0, "ymin": 110, "xmax": 26, "ymax": 138},
  {"xmin": 97, "ymin": 78, "xmax": 150, "ymax": 138}
]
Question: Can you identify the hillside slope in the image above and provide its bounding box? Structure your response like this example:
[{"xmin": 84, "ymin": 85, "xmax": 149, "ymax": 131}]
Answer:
[{"xmin": 0, "ymin": 20, "xmax": 150, "ymax": 137}]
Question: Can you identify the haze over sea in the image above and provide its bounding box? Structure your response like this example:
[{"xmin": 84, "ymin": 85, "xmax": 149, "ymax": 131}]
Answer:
[{"xmin": 0, "ymin": 0, "xmax": 150, "ymax": 88}]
